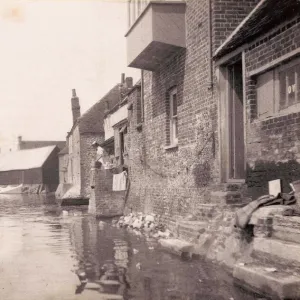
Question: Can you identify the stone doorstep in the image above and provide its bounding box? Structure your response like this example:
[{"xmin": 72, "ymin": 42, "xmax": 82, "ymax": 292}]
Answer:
[
  {"xmin": 253, "ymin": 237, "xmax": 300, "ymax": 267},
  {"xmin": 272, "ymin": 215, "xmax": 300, "ymax": 244},
  {"xmin": 233, "ymin": 262, "xmax": 300, "ymax": 300}
]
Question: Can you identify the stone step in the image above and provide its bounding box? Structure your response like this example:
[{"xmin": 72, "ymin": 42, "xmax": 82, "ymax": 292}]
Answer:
[
  {"xmin": 210, "ymin": 191, "xmax": 241, "ymax": 204},
  {"xmin": 158, "ymin": 238, "xmax": 194, "ymax": 259},
  {"xmin": 272, "ymin": 215, "xmax": 300, "ymax": 244},
  {"xmin": 177, "ymin": 221, "xmax": 207, "ymax": 242},
  {"xmin": 253, "ymin": 237, "xmax": 300, "ymax": 267},
  {"xmin": 194, "ymin": 204, "xmax": 219, "ymax": 220},
  {"xmin": 233, "ymin": 261, "xmax": 300, "ymax": 299}
]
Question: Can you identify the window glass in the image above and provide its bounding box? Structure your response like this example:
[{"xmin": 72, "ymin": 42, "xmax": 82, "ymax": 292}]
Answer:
[
  {"xmin": 297, "ymin": 64, "xmax": 300, "ymax": 103},
  {"xmin": 172, "ymin": 93, "xmax": 177, "ymax": 116},
  {"xmin": 287, "ymin": 66, "xmax": 296, "ymax": 106},
  {"xmin": 279, "ymin": 71, "xmax": 286, "ymax": 109}
]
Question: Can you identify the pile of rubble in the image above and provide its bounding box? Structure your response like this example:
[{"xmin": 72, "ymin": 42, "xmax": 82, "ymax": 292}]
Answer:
[{"xmin": 112, "ymin": 212, "xmax": 172, "ymax": 239}]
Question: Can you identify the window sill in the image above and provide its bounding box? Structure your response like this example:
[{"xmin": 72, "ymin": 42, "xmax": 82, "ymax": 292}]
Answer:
[
  {"xmin": 255, "ymin": 103, "xmax": 300, "ymax": 123},
  {"xmin": 164, "ymin": 144, "xmax": 178, "ymax": 151}
]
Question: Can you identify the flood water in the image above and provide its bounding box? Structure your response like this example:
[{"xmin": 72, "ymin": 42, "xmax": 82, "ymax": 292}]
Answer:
[{"xmin": 0, "ymin": 194, "xmax": 262, "ymax": 300}]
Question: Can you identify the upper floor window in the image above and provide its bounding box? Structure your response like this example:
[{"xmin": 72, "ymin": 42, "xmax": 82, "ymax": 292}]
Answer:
[
  {"xmin": 169, "ymin": 87, "xmax": 178, "ymax": 145},
  {"xmin": 128, "ymin": 0, "xmax": 150, "ymax": 28},
  {"xmin": 256, "ymin": 57, "xmax": 300, "ymax": 119}
]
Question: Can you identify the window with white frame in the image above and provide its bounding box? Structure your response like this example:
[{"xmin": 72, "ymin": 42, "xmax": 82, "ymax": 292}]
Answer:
[
  {"xmin": 256, "ymin": 57, "xmax": 300, "ymax": 119},
  {"xmin": 169, "ymin": 87, "xmax": 178, "ymax": 145}
]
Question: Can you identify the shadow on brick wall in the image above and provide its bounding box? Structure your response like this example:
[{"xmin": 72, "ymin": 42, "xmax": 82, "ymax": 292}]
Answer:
[{"xmin": 246, "ymin": 159, "xmax": 300, "ymax": 199}]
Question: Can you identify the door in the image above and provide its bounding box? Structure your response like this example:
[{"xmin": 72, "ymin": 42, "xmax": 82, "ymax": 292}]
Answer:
[{"xmin": 228, "ymin": 60, "xmax": 245, "ymax": 179}]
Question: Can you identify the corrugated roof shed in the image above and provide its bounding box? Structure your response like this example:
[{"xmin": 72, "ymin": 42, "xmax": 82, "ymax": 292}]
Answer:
[
  {"xmin": 214, "ymin": 0, "xmax": 300, "ymax": 58},
  {"xmin": 0, "ymin": 146, "xmax": 57, "ymax": 172}
]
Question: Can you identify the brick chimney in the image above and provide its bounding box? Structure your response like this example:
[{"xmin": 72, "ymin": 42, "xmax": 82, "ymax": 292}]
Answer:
[
  {"xmin": 71, "ymin": 89, "xmax": 81, "ymax": 124},
  {"xmin": 17, "ymin": 135, "xmax": 22, "ymax": 150},
  {"xmin": 125, "ymin": 77, "xmax": 133, "ymax": 89},
  {"xmin": 121, "ymin": 73, "xmax": 125, "ymax": 85}
]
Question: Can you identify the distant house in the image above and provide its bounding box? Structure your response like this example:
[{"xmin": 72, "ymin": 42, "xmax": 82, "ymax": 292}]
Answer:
[
  {"xmin": 0, "ymin": 145, "xmax": 60, "ymax": 193},
  {"xmin": 101, "ymin": 80, "xmax": 141, "ymax": 169},
  {"xmin": 56, "ymin": 74, "xmax": 133, "ymax": 202},
  {"xmin": 17, "ymin": 136, "xmax": 65, "ymax": 152}
]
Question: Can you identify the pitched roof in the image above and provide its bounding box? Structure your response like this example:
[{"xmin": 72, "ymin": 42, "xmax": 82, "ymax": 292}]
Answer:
[
  {"xmin": 67, "ymin": 83, "xmax": 132, "ymax": 137},
  {"xmin": 58, "ymin": 145, "xmax": 69, "ymax": 155},
  {"xmin": 0, "ymin": 146, "xmax": 57, "ymax": 172},
  {"xmin": 78, "ymin": 84, "xmax": 121, "ymax": 134},
  {"xmin": 19, "ymin": 140, "xmax": 66, "ymax": 151},
  {"xmin": 214, "ymin": 0, "xmax": 300, "ymax": 58}
]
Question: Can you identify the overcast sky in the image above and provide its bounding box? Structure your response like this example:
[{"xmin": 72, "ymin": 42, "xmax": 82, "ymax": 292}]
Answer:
[{"xmin": 0, "ymin": 0, "xmax": 140, "ymax": 152}]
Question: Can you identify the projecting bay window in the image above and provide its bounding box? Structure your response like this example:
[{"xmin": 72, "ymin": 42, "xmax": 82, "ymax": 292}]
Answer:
[
  {"xmin": 169, "ymin": 87, "xmax": 178, "ymax": 146},
  {"xmin": 256, "ymin": 57, "xmax": 300, "ymax": 119}
]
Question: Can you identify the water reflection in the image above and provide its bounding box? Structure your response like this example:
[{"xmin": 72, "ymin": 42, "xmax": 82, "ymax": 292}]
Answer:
[{"xmin": 0, "ymin": 194, "xmax": 263, "ymax": 300}]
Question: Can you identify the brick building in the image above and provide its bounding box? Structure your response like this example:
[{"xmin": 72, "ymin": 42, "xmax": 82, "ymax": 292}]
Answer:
[
  {"xmin": 214, "ymin": 0, "xmax": 300, "ymax": 198},
  {"xmin": 0, "ymin": 145, "xmax": 60, "ymax": 193},
  {"xmin": 123, "ymin": 0, "xmax": 276, "ymax": 218},
  {"xmin": 87, "ymin": 79, "xmax": 135, "ymax": 217},
  {"xmin": 56, "ymin": 75, "xmax": 133, "ymax": 202}
]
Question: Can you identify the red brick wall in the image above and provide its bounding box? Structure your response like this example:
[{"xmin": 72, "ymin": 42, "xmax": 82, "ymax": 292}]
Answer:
[
  {"xmin": 126, "ymin": 0, "xmax": 259, "ymax": 217},
  {"xmin": 245, "ymin": 17, "xmax": 300, "ymax": 197}
]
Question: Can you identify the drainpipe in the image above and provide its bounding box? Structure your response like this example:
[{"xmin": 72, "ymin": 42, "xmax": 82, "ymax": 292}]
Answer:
[{"xmin": 207, "ymin": 0, "xmax": 213, "ymax": 90}]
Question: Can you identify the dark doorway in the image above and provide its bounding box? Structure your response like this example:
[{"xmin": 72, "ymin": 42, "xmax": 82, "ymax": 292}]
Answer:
[{"xmin": 228, "ymin": 60, "xmax": 245, "ymax": 179}]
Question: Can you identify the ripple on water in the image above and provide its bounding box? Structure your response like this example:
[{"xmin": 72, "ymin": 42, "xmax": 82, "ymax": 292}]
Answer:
[{"xmin": 0, "ymin": 194, "xmax": 264, "ymax": 300}]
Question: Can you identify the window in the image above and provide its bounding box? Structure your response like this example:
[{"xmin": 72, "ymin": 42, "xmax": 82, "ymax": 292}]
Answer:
[
  {"xmin": 256, "ymin": 57, "xmax": 300, "ymax": 119},
  {"xmin": 169, "ymin": 87, "xmax": 178, "ymax": 146},
  {"xmin": 137, "ymin": 70, "xmax": 144, "ymax": 125},
  {"xmin": 257, "ymin": 69, "xmax": 275, "ymax": 118},
  {"xmin": 279, "ymin": 64, "xmax": 300, "ymax": 109}
]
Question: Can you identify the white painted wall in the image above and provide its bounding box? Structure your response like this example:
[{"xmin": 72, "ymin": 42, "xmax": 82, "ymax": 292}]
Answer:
[{"xmin": 104, "ymin": 104, "xmax": 128, "ymax": 140}]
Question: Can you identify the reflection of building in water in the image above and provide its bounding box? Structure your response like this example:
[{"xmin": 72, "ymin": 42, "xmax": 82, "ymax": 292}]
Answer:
[
  {"xmin": 81, "ymin": 216, "xmax": 100, "ymax": 280},
  {"xmin": 69, "ymin": 216, "xmax": 100, "ymax": 280},
  {"xmin": 113, "ymin": 239, "xmax": 129, "ymax": 269},
  {"xmin": 69, "ymin": 217, "xmax": 84, "ymax": 264}
]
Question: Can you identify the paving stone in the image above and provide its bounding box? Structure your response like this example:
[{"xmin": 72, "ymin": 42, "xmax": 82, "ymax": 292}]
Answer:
[{"xmin": 253, "ymin": 237, "xmax": 300, "ymax": 266}]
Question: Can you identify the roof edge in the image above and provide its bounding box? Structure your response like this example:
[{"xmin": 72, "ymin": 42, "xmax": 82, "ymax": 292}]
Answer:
[{"xmin": 214, "ymin": 0, "xmax": 267, "ymax": 58}]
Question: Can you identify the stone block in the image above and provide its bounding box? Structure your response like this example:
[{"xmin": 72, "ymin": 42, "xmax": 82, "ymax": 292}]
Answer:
[
  {"xmin": 233, "ymin": 263, "xmax": 300, "ymax": 300},
  {"xmin": 158, "ymin": 238, "xmax": 194, "ymax": 257},
  {"xmin": 253, "ymin": 237, "xmax": 300, "ymax": 266}
]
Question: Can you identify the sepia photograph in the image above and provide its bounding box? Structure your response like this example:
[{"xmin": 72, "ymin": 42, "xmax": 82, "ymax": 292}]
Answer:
[{"xmin": 0, "ymin": 0, "xmax": 300, "ymax": 299}]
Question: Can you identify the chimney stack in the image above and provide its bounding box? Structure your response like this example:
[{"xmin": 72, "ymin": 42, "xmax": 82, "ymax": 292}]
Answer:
[
  {"xmin": 71, "ymin": 89, "xmax": 81, "ymax": 125},
  {"xmin": 17, "ymin": 136, "xmax": 22, "ymax": 150},
  {"xmin": 121, "ymin": 73, "xmax": 125, "ymax": 85},
  {"xmin": 125, "ymin": 77, "xmax": 133, "ymax": 89}
]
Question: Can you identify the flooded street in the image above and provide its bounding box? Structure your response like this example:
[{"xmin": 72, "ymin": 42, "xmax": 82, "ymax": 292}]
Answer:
[{"xmin": 0, "ymin": 195, "xmax": 261, "ymax": 300}]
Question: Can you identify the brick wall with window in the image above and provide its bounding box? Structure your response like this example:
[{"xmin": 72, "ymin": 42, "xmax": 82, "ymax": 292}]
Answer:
[
  {"xmin": 126, "ymin": 0, "xmax": 259, "ymax": 218},
  {"xmin": 245, "ymin": 16, "xmax": 300, "ymax": 197}
]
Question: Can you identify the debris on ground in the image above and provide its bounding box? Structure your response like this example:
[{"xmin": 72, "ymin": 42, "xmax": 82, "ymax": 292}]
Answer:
[
  {"xmin": 114, "ymin": 212, "xmax": 173, "ymax": 240},
  {"xmin": 62, "ymin": 210, "xmax": 69, "ymax": 217},
  {"xmin": 264, "ymin": 267, "xmax": 277, "ymax": 273}
]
